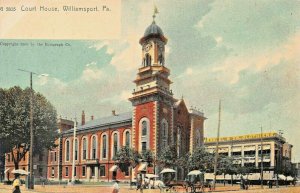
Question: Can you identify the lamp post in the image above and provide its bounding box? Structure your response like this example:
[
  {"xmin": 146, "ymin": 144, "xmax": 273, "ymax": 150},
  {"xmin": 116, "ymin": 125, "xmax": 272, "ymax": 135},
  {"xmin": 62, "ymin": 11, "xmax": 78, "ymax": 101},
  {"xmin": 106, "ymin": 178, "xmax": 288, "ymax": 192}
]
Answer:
[
  {"xmin": 18, "ymin": 69, "xmax": 47, "ymax": 189},
  {"xmin": 260, "ymin": 126, "xmax": 264, "ymax": 189}
]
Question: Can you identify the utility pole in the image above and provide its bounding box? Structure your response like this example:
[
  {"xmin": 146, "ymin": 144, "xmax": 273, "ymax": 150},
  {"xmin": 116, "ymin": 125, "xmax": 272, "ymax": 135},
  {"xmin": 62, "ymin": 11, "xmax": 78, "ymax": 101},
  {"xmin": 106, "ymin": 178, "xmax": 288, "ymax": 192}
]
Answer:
[
  {"xmin": 260, "ymin": 126, "xmax": 264, "ymax": 189},
  {"xmin": 213, "ymin": 100, "xmax": 221, "ymax": 190},
  {"xmin": 18, "ymin": 69, "xmax": 39, "ymax": 189},
  {"xmin": 71, "ymin": 119, "xmax": 77, "ymax": 183}
]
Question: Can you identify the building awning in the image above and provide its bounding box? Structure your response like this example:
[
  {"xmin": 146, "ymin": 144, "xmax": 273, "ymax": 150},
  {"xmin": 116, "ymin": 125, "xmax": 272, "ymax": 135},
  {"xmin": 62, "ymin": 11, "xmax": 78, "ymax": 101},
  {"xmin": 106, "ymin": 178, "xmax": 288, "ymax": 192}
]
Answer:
[
  {"xmin": 11, "ymin": 169, "xmax": 29, "ymax": 175},
  {"xmin": 287, "ymin": 176, "xmax": 294, "ymax": 181},
  {"xmin": 4, "ymin": 168, "xmax": 9, "ymax": 174},
  {"xmin": 244, "ymin": 146, "xmax": 255, "ymax": 151},
  {"xmin": 232, "ymin": 147, "xmax": 242, "ymax": 152},
  {"xmin": 138, "ymin": 163, "xmax": 147, "ymax": 171},
  {"xmin": 278, "ymin": 174, "xmax": 286, "ymax": 180},
  {"xmin": 109, "ymin": 165, "xmax": 118, "ymax": 172},
  {"xmin": 258, "ymin": 144, "xmax": 271, "ymax": 150}
]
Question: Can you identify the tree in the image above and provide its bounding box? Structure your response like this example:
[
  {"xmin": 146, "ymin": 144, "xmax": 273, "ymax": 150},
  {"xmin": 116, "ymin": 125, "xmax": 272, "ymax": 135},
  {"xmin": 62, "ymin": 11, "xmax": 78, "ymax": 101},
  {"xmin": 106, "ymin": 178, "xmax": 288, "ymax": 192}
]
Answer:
[
  {"xmin": 188, "ymin": 146, "xmax": 214, "ymax": 171},
  {"xmin": 157, "ymin": 145, "xmax": 178, "ymax": 168},
  {"xmin": 217, "ymin": 155, "xmax": 235, "ymax": 186},
  {"xmin": 113, "ymin": 146, "xmax": 141, "ymax": 185},
  {"xmin": 141, "ymin": 149, "xmax": 154, "ymax": 167},
  {"xmin": 0, "ymin": 86, "xmax": 57, "ymax": 177},
  {"xmin": 113, "ymin": 146, "xmax": 141, "ymax": 172}
]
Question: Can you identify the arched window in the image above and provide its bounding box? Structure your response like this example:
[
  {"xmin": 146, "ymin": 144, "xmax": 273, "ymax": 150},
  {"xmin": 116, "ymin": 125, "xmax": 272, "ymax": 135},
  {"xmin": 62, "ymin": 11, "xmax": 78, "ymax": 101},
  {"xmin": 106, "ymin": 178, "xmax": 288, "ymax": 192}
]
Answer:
[
  {"xmin": 177, "ymin": 127, "xmax": 182, "ymax": 156},
  {"xmin": 102, "ymin": 134, "xmax": 107, "ymax": 159},
  {"xmin": 142, "ymin": 121, "xmax": 147, "ymax": 136},
  {"xmin": 139, "ymin": 117, "xmax": 150, "ymax": 152},
  {"xmin": 82, "ymin": 137, "xmax": 87, "ymax": 160},
  {"xmin": 113, "ymin": 133, "xmax": 118, "ymax": 157},
  {"xmin": 74, "ymin": 139, "xmax": 78, "ymax": 161},
  {"xmin": 145, "ymin": 54, "xmax": 151, "ymax": 66},
  {"xmin": 160, "ymin": 119, "xmax": 168, "ymax": 150},
  {"xmin": 92, "ymin": 136, "xmax": 97, "ymax": 159},
  {"xmin": 125, "ymin": 131, "xmax": 130, "ymax": 147},
  {"xmin": 65, "ymin": 139, "xmax": 70, "ymax": 161}
]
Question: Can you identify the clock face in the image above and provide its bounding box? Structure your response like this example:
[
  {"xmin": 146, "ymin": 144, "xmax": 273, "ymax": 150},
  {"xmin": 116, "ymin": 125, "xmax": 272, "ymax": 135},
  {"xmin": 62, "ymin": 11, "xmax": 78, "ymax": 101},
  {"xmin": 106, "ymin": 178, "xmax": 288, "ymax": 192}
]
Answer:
[{"xmin": 144, "ymin": 43, "xmax": 152, "ymax": 52}]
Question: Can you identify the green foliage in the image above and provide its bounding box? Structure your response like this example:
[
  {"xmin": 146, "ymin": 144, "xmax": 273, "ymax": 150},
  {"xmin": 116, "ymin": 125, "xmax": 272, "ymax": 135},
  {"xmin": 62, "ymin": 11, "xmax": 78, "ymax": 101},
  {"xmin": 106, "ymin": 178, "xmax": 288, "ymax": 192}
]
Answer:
[
  {"xmin": 0, "ymin": 86, "xmax": 57, "ymax": 168},
  {"xmin": 113, "ymin": 146, "xmax": 141, "ymax": 172},
  {"xmin": 188, "ymin": 146, "xmax": 214, "ymax": 171},
  {"xmin": 157, "ymin": 145, "xmax": 178, "ymax": 168},
  {"xmin": 218, "ymin": 155, "xmax": 236, "ymax": 175},
  {"xmin": 176, "ymin": 152, "xmax": 190, "ymax": 169},
  {"xmin": 141, "ymin": 149, "xmax": 154, "ymax": 166}
]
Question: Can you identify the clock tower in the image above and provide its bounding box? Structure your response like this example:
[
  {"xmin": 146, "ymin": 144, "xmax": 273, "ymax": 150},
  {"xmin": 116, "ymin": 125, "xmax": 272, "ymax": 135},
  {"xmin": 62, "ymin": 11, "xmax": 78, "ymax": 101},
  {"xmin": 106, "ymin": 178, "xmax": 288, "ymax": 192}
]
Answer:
[{"xmin": 129, "ymin": 19, "xmax": 174, "ymax": 158}]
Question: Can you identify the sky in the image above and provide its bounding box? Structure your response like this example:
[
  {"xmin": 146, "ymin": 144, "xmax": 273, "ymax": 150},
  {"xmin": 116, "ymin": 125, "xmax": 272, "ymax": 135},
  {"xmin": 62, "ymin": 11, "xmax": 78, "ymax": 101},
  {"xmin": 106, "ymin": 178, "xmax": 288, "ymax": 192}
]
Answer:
[{"xmin": 0, "ymin": 0, "xmax": 299, "ymax": 160}]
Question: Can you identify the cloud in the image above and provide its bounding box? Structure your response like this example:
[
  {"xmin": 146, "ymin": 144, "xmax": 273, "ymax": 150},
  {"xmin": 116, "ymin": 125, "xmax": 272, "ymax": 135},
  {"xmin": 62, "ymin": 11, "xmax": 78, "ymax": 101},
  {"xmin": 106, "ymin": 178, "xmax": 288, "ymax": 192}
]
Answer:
[
  {"xmin": 212, "ymin": 32, "xmax": 300, "ymax": 84},
  {"xmin": 81, "ymin": 62, "xmax": 103, "ymax": 82}
]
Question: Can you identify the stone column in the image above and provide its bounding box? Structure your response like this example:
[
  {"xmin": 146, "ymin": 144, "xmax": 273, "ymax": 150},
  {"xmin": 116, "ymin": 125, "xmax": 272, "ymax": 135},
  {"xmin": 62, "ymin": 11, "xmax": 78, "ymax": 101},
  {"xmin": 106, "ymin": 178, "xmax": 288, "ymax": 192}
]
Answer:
[
  {"xmin": 86, "ymin": 166, "xmax": 90, "ymax": 181},
  {"xmin": 255, "ymin": 144, "xmax": 259, "ymax": 168},
  {"xmin": 95, "ymin": 166, "xmax": 99, "ymax": 181},
  {"xmin": 241, "ymin": 145, "xmax": 244, "ymax": 167},
  {"xmin": 270, "ymin": 142, "xmax": 275, "ymax": 167}
]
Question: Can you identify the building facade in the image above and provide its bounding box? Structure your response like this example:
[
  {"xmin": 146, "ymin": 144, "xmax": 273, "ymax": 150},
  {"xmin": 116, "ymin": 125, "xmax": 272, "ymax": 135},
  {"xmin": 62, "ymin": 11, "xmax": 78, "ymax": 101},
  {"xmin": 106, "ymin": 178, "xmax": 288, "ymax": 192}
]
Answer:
[
  {"xmin": 45, "ymin": 20, "xmax": 206, "ymax": 182},
  {"xmin": 204, "ymin": 132, "xmax": 293, "ymax": 178}
]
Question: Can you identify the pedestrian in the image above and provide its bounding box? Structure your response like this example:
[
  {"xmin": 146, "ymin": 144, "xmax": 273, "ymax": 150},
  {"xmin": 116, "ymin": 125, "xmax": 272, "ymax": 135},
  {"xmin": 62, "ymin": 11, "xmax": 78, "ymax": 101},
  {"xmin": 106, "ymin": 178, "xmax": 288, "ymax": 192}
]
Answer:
[
  {"xmin": 112, "ymin": 180, "xmax": 120, "ymax": 193},
  {"xmin": 12, "ymin": 176, "xmax": 22, "ymax": 193}
]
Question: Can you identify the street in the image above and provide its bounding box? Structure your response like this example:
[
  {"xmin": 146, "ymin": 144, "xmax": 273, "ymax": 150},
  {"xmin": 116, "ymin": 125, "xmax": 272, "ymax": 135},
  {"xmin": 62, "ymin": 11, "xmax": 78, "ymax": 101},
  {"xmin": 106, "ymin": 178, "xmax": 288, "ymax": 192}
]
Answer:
[{"xmin": 0, "ymin": 184, "xmax": 299, "ymax": 193}]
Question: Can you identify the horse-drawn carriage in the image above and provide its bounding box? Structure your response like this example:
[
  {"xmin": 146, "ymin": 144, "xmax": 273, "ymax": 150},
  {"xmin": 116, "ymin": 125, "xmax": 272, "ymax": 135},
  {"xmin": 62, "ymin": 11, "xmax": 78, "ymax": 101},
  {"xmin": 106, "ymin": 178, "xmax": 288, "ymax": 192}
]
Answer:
[{"xmin": 160, "ymin": 169, "xmax": 206, "ymax": 193}]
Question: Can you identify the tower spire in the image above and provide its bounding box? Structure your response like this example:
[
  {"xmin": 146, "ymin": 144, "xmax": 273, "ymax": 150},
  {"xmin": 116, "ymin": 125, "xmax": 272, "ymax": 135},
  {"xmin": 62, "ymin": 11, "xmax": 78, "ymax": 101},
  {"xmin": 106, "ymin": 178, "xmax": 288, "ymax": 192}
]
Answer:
[{"xmin": 153, "ymin": 5, "xmax": 159, "ymax": 23}]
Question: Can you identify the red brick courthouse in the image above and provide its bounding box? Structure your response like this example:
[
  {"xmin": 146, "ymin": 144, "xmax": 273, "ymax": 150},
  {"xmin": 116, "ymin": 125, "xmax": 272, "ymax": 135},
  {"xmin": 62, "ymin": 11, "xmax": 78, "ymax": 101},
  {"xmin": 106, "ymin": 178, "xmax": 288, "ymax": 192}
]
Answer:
[{"xmin": 6, "ymin": 20, "xmax": 206, "ymax": 182}]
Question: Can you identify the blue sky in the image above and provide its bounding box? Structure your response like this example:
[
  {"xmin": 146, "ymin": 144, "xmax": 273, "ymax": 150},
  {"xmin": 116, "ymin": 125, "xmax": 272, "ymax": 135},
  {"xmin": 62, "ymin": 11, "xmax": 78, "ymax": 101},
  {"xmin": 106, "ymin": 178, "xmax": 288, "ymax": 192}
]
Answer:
[{"xmin": 0, "ymin": 0, "xmax": 299, "ymax": 160}]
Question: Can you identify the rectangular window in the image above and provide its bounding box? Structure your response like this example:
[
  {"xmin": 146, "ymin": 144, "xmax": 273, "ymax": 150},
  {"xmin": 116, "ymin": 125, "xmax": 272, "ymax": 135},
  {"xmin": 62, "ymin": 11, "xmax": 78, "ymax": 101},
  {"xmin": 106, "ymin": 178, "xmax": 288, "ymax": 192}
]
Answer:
[
  {"xmin": 54, "ymin": 152, "xmax": 57, "ymax": 162},
  {"xmin": 39, "ymin": 167, "xmax": 43, "ymax": 176},
  {"xmin": 65, "ymin": 167, "xmax": 69, "ymax": 177},
  {"xmin": 75, "ymin": 150, "xmax": 78, "ymax": 161},
  {"xmin": 142, "ymin": 142, "xmax": 147, "ymax": 151},
  {"xmin": 50, "ymin": 152, "xmax": 53, "ymax": 162},
  {"xmin": 51, "ymin": 167, "xmax": 55, "ymax": 177},
  {"xmin": 83, "ymin": 150, "xmax": 86, "ymax": 160},
  {"xmin": 74, "ymin": 166, "xmax": 77, "ymax": 176},
  {"xmin": 82, "ymin": 166, "xmax": 86, "ymax": 177},
  {"xmin": 92, "ymin": 149, "xmax": 96, "ymax": 159},
  {"xmin": 125, "ymin": 166, "xmax": 129, "ymax": 176},
  {"xmin": 100, "ymin": 165, "xmax": 106, "ymax": 176},
  {"xmin": 91, "ymin": 166, "xmax": 95, "ymax": 177},
  {"xmin": 7, "ymin": 154, "xmax": 10, "ymax": 162}
]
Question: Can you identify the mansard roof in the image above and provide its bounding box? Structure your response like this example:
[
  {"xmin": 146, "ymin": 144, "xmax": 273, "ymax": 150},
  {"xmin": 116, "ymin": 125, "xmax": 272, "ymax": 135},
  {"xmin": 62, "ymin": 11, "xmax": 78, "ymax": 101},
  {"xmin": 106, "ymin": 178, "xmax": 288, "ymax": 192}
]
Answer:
[{"xmin": 63, "ymin": 112, "xmax": 132, "ymax": 135}]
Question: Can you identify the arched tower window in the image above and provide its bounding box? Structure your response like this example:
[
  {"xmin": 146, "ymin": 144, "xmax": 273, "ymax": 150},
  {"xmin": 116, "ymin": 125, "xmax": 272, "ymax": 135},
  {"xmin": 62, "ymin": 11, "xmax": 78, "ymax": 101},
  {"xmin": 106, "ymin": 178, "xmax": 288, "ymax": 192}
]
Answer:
[
  {"xmin": 160, "ymin": 119, "xmax": 168, "ymax": 150},
  {"xmin": 74, "ymin": 139, "xmax": 78, "ymax": 161},
  {"xmin": 65, "ymin": 139, "xmax": 70, "ymax": 162},
  {"xmin": 145, "ymin": 54, "xmax": 151, "ymax": 66},
  {"xmin": 139, "ymin": 117, "xmax": 150, "ymax": 152},
  {"xmin": 91, "ymin": 135, "xmax": 97, "ymax": 159},
  {"xmin": 142, "ymin": 121, "xmax": 147, "ymax": 136},
  {"xmin": 82, "ymin": 137, "xmax": 87, "ymax": 160},
  {"xmin": 177, "ymin": 127, "xmax": 182, "ymax": 156}
]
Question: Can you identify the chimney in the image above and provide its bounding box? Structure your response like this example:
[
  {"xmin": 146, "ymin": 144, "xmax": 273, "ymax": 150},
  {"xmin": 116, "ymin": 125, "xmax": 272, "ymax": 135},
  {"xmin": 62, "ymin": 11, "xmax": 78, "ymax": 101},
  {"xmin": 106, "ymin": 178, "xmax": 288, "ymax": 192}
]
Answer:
[
  {"xmin": 91, "ymin": 115, "xmax": 94, "ymax": 121},
  {"xmin": 112, "ymin": 110, "xmax": 116, "ymax": 116},
  {"xmin": 81, "ymin": 110, "xmax": 85, "ymax": 125}
]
